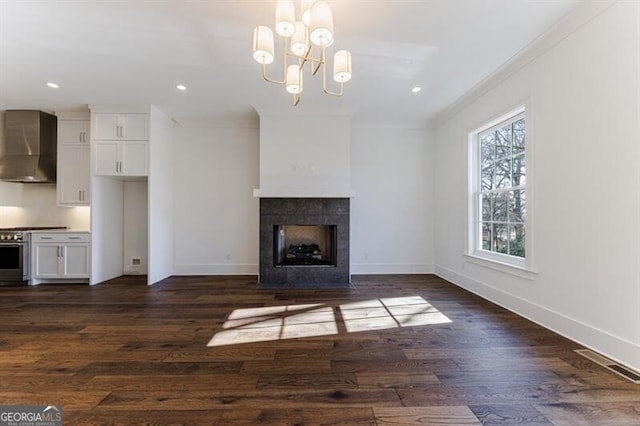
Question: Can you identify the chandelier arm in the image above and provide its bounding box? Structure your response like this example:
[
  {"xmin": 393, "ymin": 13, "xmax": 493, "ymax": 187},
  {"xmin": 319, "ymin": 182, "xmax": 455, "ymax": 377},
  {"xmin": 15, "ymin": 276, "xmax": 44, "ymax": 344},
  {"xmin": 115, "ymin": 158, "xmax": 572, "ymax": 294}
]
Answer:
[
  {"xmin": 320, "ymin": 47, "xmax": 344, "ymax": 96},
  {"xmin": 311, "ymin": 45, "xmax": 324, "ymax": 76},
  {"xmin": 261, "ymin": 36, "xmax": 290, "ymax": 85},
  {"xmin": 322, "ymin": 81, "xmax": 345, "ymax": 97},
  {"xmin": 293, "ymin": 44, "xmax": 322, "ymax": 74},
  {"xmin": 261, "ymin": 62, "xmax": 286, "ymax": 84},
  {"xmin": 286, "ymin": 52, "xmax": 322, "ymax": 65}
]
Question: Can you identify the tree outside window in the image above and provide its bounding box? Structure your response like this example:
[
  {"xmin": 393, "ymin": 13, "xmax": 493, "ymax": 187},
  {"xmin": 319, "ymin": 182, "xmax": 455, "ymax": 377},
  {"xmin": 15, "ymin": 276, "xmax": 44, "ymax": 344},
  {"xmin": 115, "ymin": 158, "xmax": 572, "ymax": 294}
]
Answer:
[{"xmin": 477, "ymin": 113, "xmax": 526, "ymax": 258}]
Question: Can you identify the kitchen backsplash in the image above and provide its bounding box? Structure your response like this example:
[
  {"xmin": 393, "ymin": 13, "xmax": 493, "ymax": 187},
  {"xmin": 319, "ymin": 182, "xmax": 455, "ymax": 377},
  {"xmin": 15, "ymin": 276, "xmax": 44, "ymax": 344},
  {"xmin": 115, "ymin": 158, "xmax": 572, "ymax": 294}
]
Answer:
[{"xmin": 0, "ymin": 183, "xmax": 90, "ymax": 229}]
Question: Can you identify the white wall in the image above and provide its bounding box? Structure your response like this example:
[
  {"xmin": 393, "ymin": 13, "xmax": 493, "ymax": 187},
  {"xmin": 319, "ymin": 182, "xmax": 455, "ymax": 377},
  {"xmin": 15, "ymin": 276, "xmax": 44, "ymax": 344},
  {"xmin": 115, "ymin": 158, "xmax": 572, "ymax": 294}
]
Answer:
[
  {"xmin": 0, "ymin": 181, "xmax": 22, "ymax": 207},
  {"xmin": 90, "ymin": 176, "xmax": 124, "ymax": 285},
  {"xmin": 256, "ymin": 112, "xmax": 353, "ymax": 196},
  {"xmin": 0, "ymin": 184, "xmax": 90, "ymax": 229},
  {"xmin": 172, "ymin": 123, "xmax": 260, "ymax": 275},
  {"xmin": 433, "ymin": 2, "xmax": 640, "ymax": 370},
  {"xmin": 123, "ymin": 181, "xmax": 148, "ymax": 275},
  {"xmin": 351, "ymin": 124, "xmax": 435, "ymax": 274},
  {"xmin": 172, "ymin": 120, "xmax": 435, "ymax": 276},
  {"xmin": 147, "ymin": 106, "xmax": 174, "ymax": 284},
  {"xmin": 91, "ymin": 178, "xmax": 148, "ymax": 283}
]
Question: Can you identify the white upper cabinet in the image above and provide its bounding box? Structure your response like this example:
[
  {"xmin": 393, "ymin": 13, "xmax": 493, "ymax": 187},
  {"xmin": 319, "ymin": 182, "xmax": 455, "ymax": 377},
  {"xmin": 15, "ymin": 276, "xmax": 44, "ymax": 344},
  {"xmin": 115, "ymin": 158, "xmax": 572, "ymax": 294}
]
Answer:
[
  {"xmin": 59, "ymin": 144, "xmax": 90, "ymax": 204},
  {"xmin": 57, "ymin": 118, "xmax": 91, "ymax": 206},
  {"xmin": 91, "ymin": 110, "xmax": 150, "ymax": 177},
  {"xmin": 59, "ymin": 120, "xmax": 90, "ymax": 144},
  {"xmin": 94, "ymin": 140, "xmax": 148, "ymax": 176},
  {"xmin": 92, "ymin": 113, "xmax": 149, "ymax": 141}
]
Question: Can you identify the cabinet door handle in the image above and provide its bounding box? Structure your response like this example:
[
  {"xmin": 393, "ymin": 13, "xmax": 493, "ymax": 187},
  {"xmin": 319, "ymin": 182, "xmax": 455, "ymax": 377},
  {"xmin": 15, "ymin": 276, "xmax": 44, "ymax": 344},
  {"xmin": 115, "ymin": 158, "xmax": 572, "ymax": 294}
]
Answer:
[
  {"xmin": 40, "ymin": 237, "xmax": 53, "ymax": 240},
  {"xmin": 79, "ymin": 190, "xmax": 82, "ymax": 201}
]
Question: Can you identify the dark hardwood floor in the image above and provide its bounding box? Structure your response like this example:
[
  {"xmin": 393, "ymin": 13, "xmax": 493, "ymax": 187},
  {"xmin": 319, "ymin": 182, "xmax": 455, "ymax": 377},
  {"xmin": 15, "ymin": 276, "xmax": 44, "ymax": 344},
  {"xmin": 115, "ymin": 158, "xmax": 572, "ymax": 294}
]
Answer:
[{"xmin": 0, "ymin": 274, "xmax": 638, "ymax": 425}]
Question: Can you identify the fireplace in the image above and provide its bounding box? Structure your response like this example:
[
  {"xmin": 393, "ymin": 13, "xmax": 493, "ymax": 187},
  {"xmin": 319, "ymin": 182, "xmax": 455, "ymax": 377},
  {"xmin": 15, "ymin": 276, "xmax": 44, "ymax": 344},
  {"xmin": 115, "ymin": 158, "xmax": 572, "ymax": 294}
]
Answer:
[
  {"xmin": 274, "ymin": 225, "xmax": 337, "ymax": 266},
  {"xmin": 259, "ymin": 198, "xmax": 350, "ymax": 288}
]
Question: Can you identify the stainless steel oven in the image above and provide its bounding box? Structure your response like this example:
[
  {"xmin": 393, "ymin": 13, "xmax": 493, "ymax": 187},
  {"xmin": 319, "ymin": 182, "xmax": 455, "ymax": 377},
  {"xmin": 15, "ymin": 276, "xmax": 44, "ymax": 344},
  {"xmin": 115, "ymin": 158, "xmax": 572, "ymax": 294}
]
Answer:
[{"xmin": 0, "ymin": 230, "xmax": 28, "ymax": 282}]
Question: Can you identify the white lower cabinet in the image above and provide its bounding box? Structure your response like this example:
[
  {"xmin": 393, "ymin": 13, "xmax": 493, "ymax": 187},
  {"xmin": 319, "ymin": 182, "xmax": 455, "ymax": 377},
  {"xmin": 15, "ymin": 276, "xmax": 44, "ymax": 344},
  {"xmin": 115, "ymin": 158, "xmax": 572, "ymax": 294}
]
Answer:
[{"xmin": 31, "ymin": 233, "xmax": 90, "ymax": 285}]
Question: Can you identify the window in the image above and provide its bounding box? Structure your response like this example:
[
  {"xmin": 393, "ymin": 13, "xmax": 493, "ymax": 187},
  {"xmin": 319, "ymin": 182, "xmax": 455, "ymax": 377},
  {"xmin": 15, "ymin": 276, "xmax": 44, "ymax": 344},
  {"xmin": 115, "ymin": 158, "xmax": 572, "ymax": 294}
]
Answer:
[{"xmin": 471, "ymin": 108, "xmax": 526, "ymax": 265}]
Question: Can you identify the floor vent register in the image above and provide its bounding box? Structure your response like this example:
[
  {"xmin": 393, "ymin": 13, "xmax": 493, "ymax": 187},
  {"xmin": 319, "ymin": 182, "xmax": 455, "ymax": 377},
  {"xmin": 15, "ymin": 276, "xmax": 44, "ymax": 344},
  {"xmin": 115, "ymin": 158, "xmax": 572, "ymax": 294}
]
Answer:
[{"xmin": 575, "ymin": 349, "xmax": 640, "ymax": 384}]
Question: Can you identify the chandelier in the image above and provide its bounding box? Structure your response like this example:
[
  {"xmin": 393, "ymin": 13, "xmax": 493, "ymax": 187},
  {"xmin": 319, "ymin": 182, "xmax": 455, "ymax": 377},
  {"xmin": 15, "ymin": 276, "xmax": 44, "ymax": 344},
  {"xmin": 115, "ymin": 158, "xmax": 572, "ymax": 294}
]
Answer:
[{"xmin": 252, "ymin": 0, "xmax": 352, "ymax": 106}]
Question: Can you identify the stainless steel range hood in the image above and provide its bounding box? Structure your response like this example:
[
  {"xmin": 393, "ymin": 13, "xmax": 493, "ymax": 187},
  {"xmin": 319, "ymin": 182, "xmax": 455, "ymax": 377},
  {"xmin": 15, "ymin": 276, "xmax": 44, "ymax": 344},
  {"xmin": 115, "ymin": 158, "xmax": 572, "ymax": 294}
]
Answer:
[{"xmin": 0, "ymin": 110, "xmax": 57, "ymax": 183}]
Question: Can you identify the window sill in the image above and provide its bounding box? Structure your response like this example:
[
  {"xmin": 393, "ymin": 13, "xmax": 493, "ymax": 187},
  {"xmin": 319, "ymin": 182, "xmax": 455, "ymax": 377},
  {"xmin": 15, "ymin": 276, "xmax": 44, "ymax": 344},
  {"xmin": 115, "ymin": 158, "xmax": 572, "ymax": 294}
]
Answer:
[{"xmin": 464, "ymin": 253, "xmax": 537, "ymax": 280}]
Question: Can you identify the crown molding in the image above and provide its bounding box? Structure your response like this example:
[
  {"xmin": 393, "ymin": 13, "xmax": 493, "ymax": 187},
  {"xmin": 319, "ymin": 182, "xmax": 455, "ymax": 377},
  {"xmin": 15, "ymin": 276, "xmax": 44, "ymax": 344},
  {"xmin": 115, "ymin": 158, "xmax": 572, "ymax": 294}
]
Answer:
[{"xmin": 432, "ymin": 0, "xmax": 616, "ymax": 127}]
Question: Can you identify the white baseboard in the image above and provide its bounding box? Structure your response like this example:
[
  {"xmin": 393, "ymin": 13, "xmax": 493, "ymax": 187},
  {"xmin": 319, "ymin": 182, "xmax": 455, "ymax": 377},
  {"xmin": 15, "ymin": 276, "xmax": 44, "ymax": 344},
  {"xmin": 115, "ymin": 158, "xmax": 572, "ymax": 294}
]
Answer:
[
  {"xmin": 173, "ymin": 262, "xmax": 434, "ymax": 276},
  {"xmin": 173, "ymin": 263, "xmax": 258, "ymax": 275},
  {"xmin": 351, "ymin": 263, "xmax": 434, "ymax": 275},
  {"xmin": 435, "ymin": 264, "xmax": 640, "ymax": 372}
]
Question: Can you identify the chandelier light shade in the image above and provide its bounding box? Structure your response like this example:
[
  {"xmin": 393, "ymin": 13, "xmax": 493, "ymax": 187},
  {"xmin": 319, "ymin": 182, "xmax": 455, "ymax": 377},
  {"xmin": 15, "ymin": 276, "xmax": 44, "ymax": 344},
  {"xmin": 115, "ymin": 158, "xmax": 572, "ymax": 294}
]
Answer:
[
  {"xmin": 333, "ymin": 50, "xmax": 352, "ymax": 83},
  {"xmin": 252, "ymin": 0, "xmax": 352, "ymax": 105},
  {"xmin": 301, "ymin": 0, "xmax": 314, "ymax": 27},
  {"xmin": 286, "ymin": 65, "xmax": 302, "ymax": 94},
  {"xmin": 290, "ymin": 21, "xmax": 309, "ymax": 56},
  {"xmin": 309, "ymin": 1, "xmax": 334, "ymax": 47},
  {"xmin": 275, "ymin": 0, "xmax": 296, "ymax": 37},
  {"xmin": 253, "ymin": 25, "xmax": 275, "ymax": 64}
]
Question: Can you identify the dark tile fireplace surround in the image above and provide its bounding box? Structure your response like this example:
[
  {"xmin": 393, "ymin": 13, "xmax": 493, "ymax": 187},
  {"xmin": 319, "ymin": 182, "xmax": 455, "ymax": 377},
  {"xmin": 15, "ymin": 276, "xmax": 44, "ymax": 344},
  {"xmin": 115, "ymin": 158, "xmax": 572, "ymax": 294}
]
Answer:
[{"xmin": 259, "ymin": 198, "xmax": 351, "ymax": 289}]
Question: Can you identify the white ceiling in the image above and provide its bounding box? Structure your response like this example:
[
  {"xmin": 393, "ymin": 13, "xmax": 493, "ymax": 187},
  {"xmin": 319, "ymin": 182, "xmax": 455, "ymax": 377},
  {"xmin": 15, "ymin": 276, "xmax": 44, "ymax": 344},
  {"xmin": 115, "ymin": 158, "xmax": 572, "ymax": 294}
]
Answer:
[{"xmin": 0, "ymin": 0, "xmax": 580, "ymax": 125}]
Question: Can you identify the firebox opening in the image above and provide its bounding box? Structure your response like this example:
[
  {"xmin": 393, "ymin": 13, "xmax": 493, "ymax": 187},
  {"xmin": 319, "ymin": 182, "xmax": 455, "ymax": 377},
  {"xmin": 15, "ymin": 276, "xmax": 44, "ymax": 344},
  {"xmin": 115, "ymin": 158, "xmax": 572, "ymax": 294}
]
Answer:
[{"xmin": 274, "ymin": 225, "xmax": 337, "ymax": 267}]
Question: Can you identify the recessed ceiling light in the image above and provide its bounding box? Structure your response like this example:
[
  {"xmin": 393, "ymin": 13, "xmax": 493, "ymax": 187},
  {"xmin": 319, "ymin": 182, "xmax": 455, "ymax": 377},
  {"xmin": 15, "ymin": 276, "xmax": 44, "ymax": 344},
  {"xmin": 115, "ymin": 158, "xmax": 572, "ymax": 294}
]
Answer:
[
  {"xmin": 411, "ymin": 86, "xmax": 421, "ymax": 93},
  {"xmin": 46, "ymin": 82, "xmax": 59, "ymax": 89},
  {"xmin": 176, "ymin": 84, "xmax": 187, "ymax": 91}
]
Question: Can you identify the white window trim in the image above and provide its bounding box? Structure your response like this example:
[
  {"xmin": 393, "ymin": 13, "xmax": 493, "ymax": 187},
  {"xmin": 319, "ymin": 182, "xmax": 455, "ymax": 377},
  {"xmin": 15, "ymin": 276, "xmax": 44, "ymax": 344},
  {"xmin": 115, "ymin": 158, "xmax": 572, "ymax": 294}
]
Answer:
[
  {"xmin": 467, "ymin": 102, "xmax": 535, "ymax": 274},
  {"xmin": 463, "ymin": 253, "xmax": 537, "ymax": 280}
]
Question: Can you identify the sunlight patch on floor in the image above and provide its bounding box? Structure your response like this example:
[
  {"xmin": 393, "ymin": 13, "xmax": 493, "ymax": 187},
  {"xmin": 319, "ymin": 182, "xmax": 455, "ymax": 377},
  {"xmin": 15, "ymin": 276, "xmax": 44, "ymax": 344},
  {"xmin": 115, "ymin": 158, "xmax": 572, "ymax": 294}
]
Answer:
[
  {"xmin": 341, "ymin": 296, "xmax": 451, "ymax": 333},
  {"xmin": 208, "ymin": 305, "xmax": 337, "ymax": 347},
  {"xmin": 207, "ymin": 296, "xmax": 451, "ymax": 347}
]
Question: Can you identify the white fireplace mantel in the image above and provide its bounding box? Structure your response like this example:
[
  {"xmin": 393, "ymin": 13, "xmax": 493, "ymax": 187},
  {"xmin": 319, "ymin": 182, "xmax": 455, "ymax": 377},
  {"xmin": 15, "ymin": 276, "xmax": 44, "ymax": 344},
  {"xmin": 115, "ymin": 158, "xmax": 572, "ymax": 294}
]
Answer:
[{"xmin": 253, "ymin": 187, "xmax": 355, "ymax": 198}]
